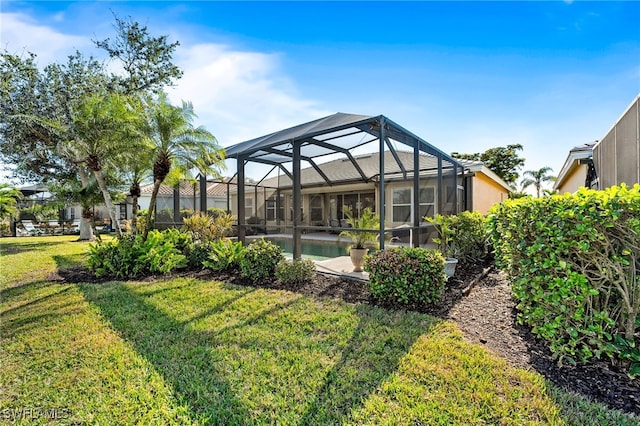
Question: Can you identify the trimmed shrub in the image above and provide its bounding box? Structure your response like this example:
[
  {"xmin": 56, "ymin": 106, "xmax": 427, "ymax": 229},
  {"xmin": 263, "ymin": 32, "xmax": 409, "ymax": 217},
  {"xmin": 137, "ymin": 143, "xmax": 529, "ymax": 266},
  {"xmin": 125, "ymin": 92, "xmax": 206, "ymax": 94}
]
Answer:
[
  {"xmin": 276, "ymin": 258, "xmax": 316, "ymax": 285},
  {"xmin": 488, "ymin": 184, "xmax": 640, "ymax": 368},
  {"xmin": 87, "ymin": 229, "xmax": 188, "ymax": 278},
  {"xmin": 202, "ymin": 239, "xmax": 244, "ymax": 272},
  {"xmin": 239, "ymin": 238, "xmax": 284, "ymax": 281},
  {"xmin": 425, "ymin": 211, "xmax": 490, "ymax": 264},
  {"xmin": 364, "ymin": 247, "xmax": 447, "ymax": 306}
]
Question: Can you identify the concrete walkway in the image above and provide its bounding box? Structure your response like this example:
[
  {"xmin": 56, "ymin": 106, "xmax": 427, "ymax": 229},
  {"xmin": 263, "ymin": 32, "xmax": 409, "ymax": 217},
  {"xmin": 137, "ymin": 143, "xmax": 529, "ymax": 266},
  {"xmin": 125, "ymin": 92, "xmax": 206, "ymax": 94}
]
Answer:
[{"xmin": 314, "ymin": 256, "xmax": 368, "ymax": 281}]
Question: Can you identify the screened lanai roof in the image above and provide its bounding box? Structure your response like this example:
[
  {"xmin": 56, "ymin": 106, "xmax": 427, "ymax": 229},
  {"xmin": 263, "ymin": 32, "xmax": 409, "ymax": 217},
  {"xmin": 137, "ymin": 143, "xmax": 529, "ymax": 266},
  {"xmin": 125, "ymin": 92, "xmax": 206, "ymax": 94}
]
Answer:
[
  {"xmin": 225, "ymin": 112, "xmax": 463, "ymax": 183},
  {"xmin": 225, "ymin": 112, "xmax": 465, "ymax": 257},
  {"xmin": 257, "ymin": 150, "xmax": 461, "ymax": 190}
]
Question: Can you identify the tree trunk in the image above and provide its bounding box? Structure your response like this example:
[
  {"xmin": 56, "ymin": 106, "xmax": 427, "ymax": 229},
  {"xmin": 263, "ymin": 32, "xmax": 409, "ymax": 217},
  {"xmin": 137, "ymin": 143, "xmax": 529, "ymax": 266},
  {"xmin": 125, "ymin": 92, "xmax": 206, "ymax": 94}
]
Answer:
[
  {"xmin": 131, "ymin": 194, "xmax": 139, "ymax": 234},
  {"xmin": 129, "ymin": 181, "xmax": 141, "ymax": 234},
  {"xmin": 76, "ymin": 168, "xmax": 95, "ymax": 241},
  {"xmin": 79, "ymin": 208, "xmax": 95, "ymax": 241},
  {"xmin": 144, "ymin": 178, "xmax": 163, "ymax": 240},
  {"xmin": 92, "ymin": 168, "xmax": 123, "ymax": 238}
]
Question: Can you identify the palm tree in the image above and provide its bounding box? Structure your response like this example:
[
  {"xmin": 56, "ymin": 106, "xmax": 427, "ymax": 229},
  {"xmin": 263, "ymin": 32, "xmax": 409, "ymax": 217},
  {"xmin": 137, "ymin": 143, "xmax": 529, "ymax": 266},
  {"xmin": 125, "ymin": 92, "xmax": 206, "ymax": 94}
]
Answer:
[
  {"xmin": 69, "ymin": 93, "xmax": 146, "ymax": 237},
  {"xmin": 50, "ymin": 177, "xmax": 110, "ymax": 241},
  {"xmin": 143, "ymin": 93, "xmax": 225, "ymax": 238},
  {"xmin": 0, "ymin": 183, "xmax": 23, "ymax": 221},
  {"xmin": 521, "ymin": 167, "xmax": 556, "ymax": 198}
]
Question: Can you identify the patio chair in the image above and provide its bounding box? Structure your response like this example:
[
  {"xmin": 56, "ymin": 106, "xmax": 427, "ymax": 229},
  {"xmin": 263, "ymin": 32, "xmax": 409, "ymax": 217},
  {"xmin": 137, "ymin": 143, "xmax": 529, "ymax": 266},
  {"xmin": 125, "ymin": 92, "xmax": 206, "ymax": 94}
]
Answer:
[
  {"xmin": 47, "ymin": 220, "xmax": 63, "ymax": 235},
  {"xmin": 21, "ymin": 220, "xmax": 43, "ymax": 236}
]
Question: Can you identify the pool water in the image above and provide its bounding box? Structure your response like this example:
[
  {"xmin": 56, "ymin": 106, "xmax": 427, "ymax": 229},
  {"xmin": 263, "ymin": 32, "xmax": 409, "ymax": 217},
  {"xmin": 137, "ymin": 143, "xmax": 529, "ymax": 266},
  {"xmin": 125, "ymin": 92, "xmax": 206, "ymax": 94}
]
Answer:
[{"xmin": 266, "ymin": 237, "xmax": 351, "ymax": 261}]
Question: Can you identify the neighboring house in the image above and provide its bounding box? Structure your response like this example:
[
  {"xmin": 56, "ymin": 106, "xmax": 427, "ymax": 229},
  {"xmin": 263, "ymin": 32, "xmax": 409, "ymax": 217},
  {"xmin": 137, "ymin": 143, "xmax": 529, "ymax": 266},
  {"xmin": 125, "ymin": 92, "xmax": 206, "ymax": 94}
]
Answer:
[
  {"xmin": 456, "ymin": 159, "xmax": 513, "ymax": 213},
  {"xmin": 554, "ymin": 94, "xmax": 640, "ymax": 193},
  {"xmin": 228, "ymin": 151, "xmax": 512, "ymax": 231},
  {"xmin": 552, "ymin": 143, "xmax": 597, "ymax": 194},
  {"xmin": 138, "ymin": 179, "xmax": 229, "ymax": 224}
]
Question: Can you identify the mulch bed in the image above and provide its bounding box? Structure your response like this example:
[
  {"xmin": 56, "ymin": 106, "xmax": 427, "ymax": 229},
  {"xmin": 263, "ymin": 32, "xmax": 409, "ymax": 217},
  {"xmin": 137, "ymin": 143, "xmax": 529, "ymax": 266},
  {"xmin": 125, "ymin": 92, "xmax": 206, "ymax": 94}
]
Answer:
[{"xmin": 56, "ymin": 262, "xmax": 640, "ymax": 415}]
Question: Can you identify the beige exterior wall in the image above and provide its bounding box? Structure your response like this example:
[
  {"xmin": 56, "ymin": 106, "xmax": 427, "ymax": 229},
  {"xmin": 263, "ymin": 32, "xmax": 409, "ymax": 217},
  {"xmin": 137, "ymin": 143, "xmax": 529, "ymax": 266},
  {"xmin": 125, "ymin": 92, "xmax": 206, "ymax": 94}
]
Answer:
[
  {"xmin": 230, "ymin": 170, "xmax": 507, "ymax": 228},
  {"xmin": 556, "ymin": 164, "xmax": 588, "ymax": 194},
  {"xmin": 472, "ymin": 173, "xmax": 509, "ymax": 214}
]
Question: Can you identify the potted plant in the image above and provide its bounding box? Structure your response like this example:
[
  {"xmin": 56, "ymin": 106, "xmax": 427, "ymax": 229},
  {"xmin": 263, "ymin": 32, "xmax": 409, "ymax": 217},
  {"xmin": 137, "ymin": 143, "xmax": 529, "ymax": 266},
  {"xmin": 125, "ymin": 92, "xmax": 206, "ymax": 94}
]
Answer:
[
  {"xmin": 338, "ymin": 207, "xmax": 380, "ymax": 272},
  {"xmin": 425, "ymin": 214, "xmax": 459, "ymax": 277}
]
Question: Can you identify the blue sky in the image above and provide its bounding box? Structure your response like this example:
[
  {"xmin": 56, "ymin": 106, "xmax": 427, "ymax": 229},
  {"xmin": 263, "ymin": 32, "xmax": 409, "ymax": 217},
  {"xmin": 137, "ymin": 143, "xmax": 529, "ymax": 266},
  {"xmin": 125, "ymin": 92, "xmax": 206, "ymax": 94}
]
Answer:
[{"xmin": 1, "ymin": 1, "xmax": 639, "ymax": 187}]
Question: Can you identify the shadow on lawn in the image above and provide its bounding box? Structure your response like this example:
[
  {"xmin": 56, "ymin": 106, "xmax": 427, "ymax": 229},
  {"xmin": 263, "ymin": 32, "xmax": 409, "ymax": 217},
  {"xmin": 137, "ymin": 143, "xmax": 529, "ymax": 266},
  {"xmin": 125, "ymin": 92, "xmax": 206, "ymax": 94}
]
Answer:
[
  {"xmin": 80, "ymin": 281, "xmax": 253, "ymax": 425},
  {"xmin": 0, "ymin": 239, "xmax": 74, "ymax": 257},
  {"xmin": 299, "ymin": 306, "xmax": 437, "ymax": 424},
  {"xmin": 80, "ymin": 281, "xmax": 437, "ymax": 424}
]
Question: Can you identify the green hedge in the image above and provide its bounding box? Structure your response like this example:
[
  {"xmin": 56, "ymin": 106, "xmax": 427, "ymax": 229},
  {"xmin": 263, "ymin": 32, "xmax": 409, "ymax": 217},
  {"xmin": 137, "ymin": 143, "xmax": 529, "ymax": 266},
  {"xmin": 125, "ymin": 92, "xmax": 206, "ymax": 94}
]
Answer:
[
  {"xmin": 239, "ymin": 238, "xmax": 284, "ymax": 281},
  {"xmin": 364, "ymin": 247, "xmax": 447, "ymax": 306},
  {"xmin": 426, "ymin": 211, "xmax": 490, "ymax": 264},
  {"xmin": 488, "ymin": 184, "xmax": 640, "ymax": 369}
]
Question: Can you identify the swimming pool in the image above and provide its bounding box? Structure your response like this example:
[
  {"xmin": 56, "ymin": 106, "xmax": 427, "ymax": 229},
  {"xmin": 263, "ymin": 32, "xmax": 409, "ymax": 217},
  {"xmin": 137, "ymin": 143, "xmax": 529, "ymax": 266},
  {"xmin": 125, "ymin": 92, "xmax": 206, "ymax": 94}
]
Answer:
[{"xmin": 264, "ymin": 237, "xmax": 351, "ymax": 261}]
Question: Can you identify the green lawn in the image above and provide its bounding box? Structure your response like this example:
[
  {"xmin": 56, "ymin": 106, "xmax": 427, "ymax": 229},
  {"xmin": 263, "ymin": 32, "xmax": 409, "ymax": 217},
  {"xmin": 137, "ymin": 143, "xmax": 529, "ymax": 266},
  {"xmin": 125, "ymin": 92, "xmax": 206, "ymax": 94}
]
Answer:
[{"xmin": 1, "ymin": 236, "xmax": 638, "ymax": 425}]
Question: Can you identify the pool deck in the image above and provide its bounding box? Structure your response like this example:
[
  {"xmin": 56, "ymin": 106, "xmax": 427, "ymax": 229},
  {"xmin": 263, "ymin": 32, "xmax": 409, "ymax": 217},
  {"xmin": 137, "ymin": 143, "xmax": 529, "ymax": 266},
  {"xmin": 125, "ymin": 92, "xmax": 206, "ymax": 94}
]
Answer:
[
  {"xmin": 315, "ymin": 256, "xmax": 369, "ymax": 281},
  {"xmin": 248, "ymin": 231, "xmax": 438, "ymax": 281},
  {"xmin": 248, "ymin": 232, "xmax": 369, "ymax": 280}
]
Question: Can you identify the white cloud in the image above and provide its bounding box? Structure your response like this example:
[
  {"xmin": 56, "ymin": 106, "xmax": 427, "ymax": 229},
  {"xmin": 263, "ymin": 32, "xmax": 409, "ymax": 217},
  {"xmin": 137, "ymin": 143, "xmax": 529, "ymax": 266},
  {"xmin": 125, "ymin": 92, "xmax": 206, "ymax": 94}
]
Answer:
[
  {"xmin": 166, "ymin": 43, "xmax": 332, "ymax": 147},
  {"xmin": 0, "ymin": 12, "xmax": 90, "ymax": 65}
]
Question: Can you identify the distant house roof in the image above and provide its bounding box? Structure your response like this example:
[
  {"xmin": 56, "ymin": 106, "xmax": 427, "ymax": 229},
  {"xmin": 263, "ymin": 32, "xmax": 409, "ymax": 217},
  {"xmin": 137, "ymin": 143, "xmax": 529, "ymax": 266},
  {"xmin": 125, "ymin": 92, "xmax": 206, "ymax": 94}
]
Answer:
[
  {"xmin": 243, "ymin": 150, "xmax": 511, "ymax": 192},
  {"xmin": 140, "ymin": 179, "xmax": 229, "ymax": 197},
  {"xmin": 553, "ymin": 142, "xmax": 596, "ymax": 191},
  {"xmin": 454, "ymin": 159, "xmax": 515, "ymax": 192}
]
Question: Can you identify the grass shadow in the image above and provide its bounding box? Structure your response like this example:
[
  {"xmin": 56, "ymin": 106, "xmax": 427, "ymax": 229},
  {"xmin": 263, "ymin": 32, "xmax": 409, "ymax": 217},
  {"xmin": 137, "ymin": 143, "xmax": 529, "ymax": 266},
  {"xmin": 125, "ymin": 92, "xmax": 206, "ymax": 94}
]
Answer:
[
  {"xmin": 0, "ymin": 240, "xmax": 64, "ymax": 257},
  {"xmin": 79, "ymin": 281, "xmax": 252, "ymax": 424},
  {"xmin": 80, "ymin": 279, "xmax": 437, "ymax": 424},
  {"xmin": 298, "ymin": 305, "xmax": 438, "ymax": 424}
]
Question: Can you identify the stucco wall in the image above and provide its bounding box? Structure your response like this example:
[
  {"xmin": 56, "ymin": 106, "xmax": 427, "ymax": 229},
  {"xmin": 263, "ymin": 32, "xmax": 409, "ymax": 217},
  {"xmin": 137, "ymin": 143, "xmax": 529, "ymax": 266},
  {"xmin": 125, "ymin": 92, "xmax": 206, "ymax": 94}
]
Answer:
[
  {"xmin": 472, "ymin": 173, "xmax": 508, "ymax": 214},
  {"xmin": 556, "ymin": 164, "xmax": 588, "ymax": 194}
]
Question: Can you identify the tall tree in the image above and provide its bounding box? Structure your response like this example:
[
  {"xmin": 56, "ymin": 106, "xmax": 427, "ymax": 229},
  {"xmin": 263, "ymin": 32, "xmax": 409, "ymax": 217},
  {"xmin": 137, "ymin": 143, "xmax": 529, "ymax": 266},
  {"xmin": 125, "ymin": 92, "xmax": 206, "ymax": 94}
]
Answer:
[
  {"xmin": 66, "ymin": 93, "xmax": 145, "ymax": 237},
  {"xmin": 95, "ymin": 14, "xmax": 183, "ymax": 94},
  {"xmin": 452, "ymin": 144, "xmax": 525, "ymax": 185},
  {"xmin": 521, "ymin": 167, "xmax": 556, "ymax": 198},
  {"xmin": 144, "ymin": 93, "xmax": 225, "ymax": 238},
  {"xmin": 0, "ymin": 15, "xmax": 183, "ymax": 238}
]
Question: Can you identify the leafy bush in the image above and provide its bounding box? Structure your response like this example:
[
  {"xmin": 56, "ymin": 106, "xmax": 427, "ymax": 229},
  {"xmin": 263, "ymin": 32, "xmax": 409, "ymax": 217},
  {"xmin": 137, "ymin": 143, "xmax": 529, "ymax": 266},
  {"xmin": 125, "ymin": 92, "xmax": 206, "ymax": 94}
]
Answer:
[
  {"xmin": 87, "ymin": 229, "xmax": 188, "ymax": 278},
  {"xmin": 182, "ymin": 211, "xmax": 236, "ymax": 242},
  {"xmin": 155, "ymin": 208, "xmax": 173, "ymax": 223},
  {"xmin": 185, "ymin": 242, "xmax": 213, "ymax": 269},
  {"xmin": 275, "ymin": 258, "xmax": 316, "ymax": 285},
  {"xmin": 364, "ymin": 247, "xmax": 447, "ymax": 306},
  {"xmin": 202, "ymin": 239, "xmax": 244, "ymax": 271},
  {"xmin": 207, "ymin": 207, "xmax": 228, "ymax": 219},
  {"xmin": 425, "ymin": 211, "xmax": 489, "ymax": 264},
  {"xmin": 488, "ymin": 184, "xmax": 640, "ymax": 367},
  {"xmin": 239, "ymin": 238, "xmax": 284, "ymax": 281},
  {"xmin": 0, "ymin": 220, "xmax": 10, "ymax": 236}
]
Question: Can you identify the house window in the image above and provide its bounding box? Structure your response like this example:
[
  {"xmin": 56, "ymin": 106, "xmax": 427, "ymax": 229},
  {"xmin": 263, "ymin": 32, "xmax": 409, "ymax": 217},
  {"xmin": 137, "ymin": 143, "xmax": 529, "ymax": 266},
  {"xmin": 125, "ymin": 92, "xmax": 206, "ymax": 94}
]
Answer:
[
  {"xmin": 266, "ymin": 196, "xmax": 276, "ymax": 221},
  {"xmin": 334, "ymin": 192, "xmax": 376, "ymax": 219},
  {"xmin": 419, "ymin": 187, "xmax": 435, "ymax": 219},
  {"xmin": 392, "ymin": 186, "xmax": 436, "ymax": 222},
  {"xmin": 392, "ymin": 188, "xmax": 412, "ymax": 222},
  {"xmin": 245, "ymin": 197, "xmax": 254, "ymax": 219},
  {"xmin": 310, "ymin": 195, "xmax": 323, "ymax": 222}
]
